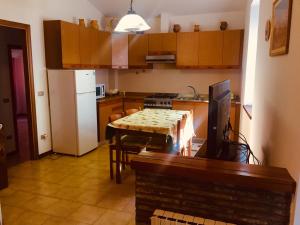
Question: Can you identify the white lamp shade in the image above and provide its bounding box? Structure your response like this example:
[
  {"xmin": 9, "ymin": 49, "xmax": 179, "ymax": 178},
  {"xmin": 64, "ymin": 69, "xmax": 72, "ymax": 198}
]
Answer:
[{"xmin": 114, "ymin": 13, "xmax": 151, "ymax": 33}]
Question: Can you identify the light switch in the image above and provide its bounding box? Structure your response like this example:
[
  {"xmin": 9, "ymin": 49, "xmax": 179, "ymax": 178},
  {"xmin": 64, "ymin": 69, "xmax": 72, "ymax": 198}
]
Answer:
[{"xmin": 38, "ymin": 91, "xmax": 44, "ymax": 96}]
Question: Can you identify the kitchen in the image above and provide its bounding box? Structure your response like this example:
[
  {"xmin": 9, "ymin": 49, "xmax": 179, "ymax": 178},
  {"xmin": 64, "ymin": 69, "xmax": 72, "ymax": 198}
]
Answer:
[
  {"xmin": 42, "ymin": 12, "xmax": 244, "ymax": 149},
  {"xmin": 0, "ymin": 0, "xmax": 299, "ymax": 224}
]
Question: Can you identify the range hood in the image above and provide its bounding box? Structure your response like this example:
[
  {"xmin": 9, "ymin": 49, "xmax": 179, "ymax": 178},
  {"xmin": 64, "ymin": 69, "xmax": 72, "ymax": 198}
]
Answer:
[{"xmin": 145, "ymin": 55, "xmax": 176, "ymax": 64}]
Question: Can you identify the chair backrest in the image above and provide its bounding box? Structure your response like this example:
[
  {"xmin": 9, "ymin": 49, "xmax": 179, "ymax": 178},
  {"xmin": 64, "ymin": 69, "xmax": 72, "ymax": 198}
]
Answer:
[
  {"xmin": 125, "ymin": 108, "xmax": 140, "ymax": 116},
  {"xmin": 109, "ymin": 113, "xmax": 124, "ymax": 123}
]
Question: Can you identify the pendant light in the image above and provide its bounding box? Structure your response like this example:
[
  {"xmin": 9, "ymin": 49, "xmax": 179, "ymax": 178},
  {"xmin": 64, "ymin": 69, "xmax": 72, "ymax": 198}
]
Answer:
[{"xmin": 114, "ymin": 0, "xmax": 151, "ymax": 33}]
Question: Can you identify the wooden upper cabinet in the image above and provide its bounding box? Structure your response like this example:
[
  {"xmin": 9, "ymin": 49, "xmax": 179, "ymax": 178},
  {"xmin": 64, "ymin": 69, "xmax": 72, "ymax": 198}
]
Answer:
[
  {"xmin": 128, "ymin": 34, "xmax": 149, "ymax": 68},
  {"xmin": 44, "ymin": 20, "xmax": 112, "ymax": 69},
  {"xmin": 112, "ymin": 33, "xmax": 128, "ymax": 69},
  {"xmin": 60, "ymin": 21, "xmax": 80, "ymax": 67},
  {"xmin": 90, "ymin": 28, "xmax": 101, "ymax": 66},
  {"xmin": 222, "ymin": 30, "xmax": 243, "ymax": 67},
  {"xmin": 148, "ymin": 33, "xmax": 161, "ymax": 54},
  {"xmin": 44, "ymin": 20, "xmax": 81, "ymax": 68},
  {"xmin": 98, "ymin": 31, "xmax": 112, "ymax": 67},
  {"xmin": 198, "ymin": 31, "xmax": 223, "ymax": 67},
  {"xmin": 162, "ymin": 33, "xmax": 177, "ymax": 54},
  {"xmin": 148, "ymin": 33, "xmax": 177, "ymax": 55},
  {"xmin": 79, "ymin": 26, "xmax": 92, "ymax": 66},
  {"xmin": 177, "ymin": 32, "xmax": 199, "ymax": 67}
]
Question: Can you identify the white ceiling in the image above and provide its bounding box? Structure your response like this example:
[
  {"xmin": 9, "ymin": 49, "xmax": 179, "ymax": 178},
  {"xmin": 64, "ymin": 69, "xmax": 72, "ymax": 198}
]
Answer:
[{"xmin": 88, "ymin": 0, "xmax": 248, "ymax": 18}]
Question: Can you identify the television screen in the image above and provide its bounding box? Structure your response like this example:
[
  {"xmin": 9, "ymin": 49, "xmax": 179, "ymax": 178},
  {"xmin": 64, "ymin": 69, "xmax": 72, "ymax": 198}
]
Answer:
[{"xmin": 207, "ymin": 80, "xmax": 231, "ymax": 158}]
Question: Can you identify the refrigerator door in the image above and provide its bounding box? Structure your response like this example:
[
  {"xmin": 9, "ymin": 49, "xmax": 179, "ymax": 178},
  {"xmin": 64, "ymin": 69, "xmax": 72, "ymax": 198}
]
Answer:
[
  {"xmin": 75, "ymin": 70, "xmax": 96, "ymax": 94},
  {"xmin": 76, "ymin": 91, "xmax": 98, "ymax": 156},
  {"xmin": 48, "ymin": 70, "xmax": 78, "ymax": 155}
]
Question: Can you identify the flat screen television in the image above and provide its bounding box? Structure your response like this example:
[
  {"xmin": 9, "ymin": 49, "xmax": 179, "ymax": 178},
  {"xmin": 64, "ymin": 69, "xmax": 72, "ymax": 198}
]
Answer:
[{"xmin": 207, "ymin": 80, "xmax": 231, "ymax": 159}]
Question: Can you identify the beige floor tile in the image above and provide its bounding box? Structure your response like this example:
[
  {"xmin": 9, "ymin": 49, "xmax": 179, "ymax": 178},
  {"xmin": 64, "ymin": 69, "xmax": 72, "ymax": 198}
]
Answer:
[
  {"xmin": 68, "ymin": 205, "xmax": 107, "ymax": 224},
  {"xmin": 1, "ymin": 190, "xmax": 34, "ymax": 207},
  {"xmin": 93, "ymin": 210, "xmax": 132, "ymax": 225},
  {"xmin": 75, "ymin": 190, "xmax": 107, "ymax": 205},
  {"xmin": 42, "ymin": 199, "xmax": 81, "ymax": 217},
  {"xmin": 12, "ymin": 210, "xmax": 50, "ymax": 225},
  {"xmin": 31, "ymin": 182, "xmax": 61, "ymax": 197},
  {"xmin": 126, "ymin": 216, "xmax": 136, "ymax": 225},
  {"xmin": 42, "ymin": 217, "xmax": 89, "ymax": 225},
  {"xmin": 55, "ymin": 186, "xmax": 85, "ymax": 201},
  {"xmin": 23, "ymin": 195, "xmax": 59, "ymax": 212},
  {"xmin": 4, "ymin": 146, "xmax": 137, "ymax": 225},
  {"xmin": 97, "ymin": 195, "xmax": 132, "ymax": 211},
  {"xmin": 1, "ymin": 205, "xmax": 25, "ymax": 224},
  {"xmin": 0, "ymin": 187, "xmax": 16, "ymax": 197}
]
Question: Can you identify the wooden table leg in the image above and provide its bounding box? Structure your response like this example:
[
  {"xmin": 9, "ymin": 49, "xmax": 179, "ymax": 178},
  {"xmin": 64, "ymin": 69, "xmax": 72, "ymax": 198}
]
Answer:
[
  {"xmin": 115, "ymin": 130, "xmax": 121, "ymax": 184},
  {"xmin": 188, "ymin": 138, "xmax": 192, "ymax": 157}
]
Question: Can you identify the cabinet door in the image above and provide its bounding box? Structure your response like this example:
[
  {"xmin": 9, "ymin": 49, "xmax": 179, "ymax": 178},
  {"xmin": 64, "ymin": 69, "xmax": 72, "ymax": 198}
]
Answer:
[
  {"xmin": 128, "ymin": 34, "xmax": 149, "ymax": 67},
  {"xmin": 112, "ymin": 33, "xmax": 128, "ymax": 69},
  {"xmin": 79, "ymin": 26, "xmax": 92, "ymax": 66},
  {"xmin": 98, "ymin": 100, "xmax": 123, "ymax": 142},
  {"xmin": 162, "ymin": 33, "xmax": 177, "ymax": 54},
  {"xmin": 123, "ymin": 99, "xmax": 144, "ymax": 111},
  {"xmin": 198, "ymin": 31, "xmax": 223, "ymax": 67},
  {"xmin": 90, "ymin": 29, "xmax": 101, "ymax": 66},
  {"xmin": 61, "ymin": 21, "xmax": 80, "ymax": 66},
  {"xmin": 177, "ymin": 32, "xmax": 199, "ymax": 67},
  {"xmin": 148, "ymin": 33, "xmax": 162, "ymax": 54},
  {"xmin": 193, "ymin": 103, "xmax": 209, "ymax": 139},
  {"xmin": 99, "ymin": 32, "xmax": 112, "ymax": 67},
  {"xmin": 222, "ymin": 30, "xmax": 243, "ymax": 67}
]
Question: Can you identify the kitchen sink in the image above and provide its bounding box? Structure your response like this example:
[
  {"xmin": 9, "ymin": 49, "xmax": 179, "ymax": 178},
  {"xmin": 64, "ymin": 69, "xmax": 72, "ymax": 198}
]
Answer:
[{"xmin": 176, "ymin": 96, "xmax": 206, "ymax": 101}]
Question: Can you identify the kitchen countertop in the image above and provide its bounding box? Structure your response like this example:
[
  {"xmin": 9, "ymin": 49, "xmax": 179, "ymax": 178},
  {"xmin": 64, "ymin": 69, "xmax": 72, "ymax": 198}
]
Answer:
[{"xmin": 97, "ymin": 92, "xmax": 241, "ymax": 105}]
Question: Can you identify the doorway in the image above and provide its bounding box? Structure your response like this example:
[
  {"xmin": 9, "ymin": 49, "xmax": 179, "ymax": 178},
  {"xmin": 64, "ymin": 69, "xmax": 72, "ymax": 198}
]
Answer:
[
  {"xmin": 7, "ymin": 47, "xmax": 31, "ymax": 163},
  {"xmin": 0, "ymin": 19, "xmax": 38, "ymax": 166}
]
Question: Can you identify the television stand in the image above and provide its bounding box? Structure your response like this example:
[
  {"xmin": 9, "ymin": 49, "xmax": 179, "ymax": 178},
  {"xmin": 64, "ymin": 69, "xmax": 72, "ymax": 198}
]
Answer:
[{"xmin": 195, "ymin": 139, "xmax": 248, "ymax": 163}]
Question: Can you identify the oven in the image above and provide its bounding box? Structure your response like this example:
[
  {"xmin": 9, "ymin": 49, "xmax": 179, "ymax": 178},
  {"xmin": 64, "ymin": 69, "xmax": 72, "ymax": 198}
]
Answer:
[{"xmin": 144, "ymin": 93, "xmax": 178, "ymax": 109}]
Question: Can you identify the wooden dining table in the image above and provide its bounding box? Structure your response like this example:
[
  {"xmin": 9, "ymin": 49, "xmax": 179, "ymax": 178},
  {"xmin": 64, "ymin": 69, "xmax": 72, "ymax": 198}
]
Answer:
[{"xmin": 108, "ymin": 108, "xmax": 194, "ymax": 184}]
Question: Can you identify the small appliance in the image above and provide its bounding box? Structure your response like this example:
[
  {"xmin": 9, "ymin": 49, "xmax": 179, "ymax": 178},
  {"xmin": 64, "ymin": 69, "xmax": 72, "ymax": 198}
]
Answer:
[{"xmin": 96, "ymin": 84, "xmax": 105, "ymax": 99}]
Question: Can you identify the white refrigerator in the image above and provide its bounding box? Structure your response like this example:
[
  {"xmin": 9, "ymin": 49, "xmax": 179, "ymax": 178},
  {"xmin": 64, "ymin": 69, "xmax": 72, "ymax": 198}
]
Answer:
[{"xmin": 48, "ymin": 70, "xmax": 98, "ymax": 156}]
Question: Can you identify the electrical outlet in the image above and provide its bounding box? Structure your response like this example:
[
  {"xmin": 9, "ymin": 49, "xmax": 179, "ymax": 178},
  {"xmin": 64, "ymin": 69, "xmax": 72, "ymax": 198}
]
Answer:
[{"xmin": 41, "ymin": 134, "xmax": 47, "ymax": 140}]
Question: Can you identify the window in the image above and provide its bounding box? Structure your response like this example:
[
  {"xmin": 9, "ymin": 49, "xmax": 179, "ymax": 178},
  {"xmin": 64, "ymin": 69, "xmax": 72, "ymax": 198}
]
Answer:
[{"xmin": 243, "ymin": 0, "xmax": 260, "ymax": 106}]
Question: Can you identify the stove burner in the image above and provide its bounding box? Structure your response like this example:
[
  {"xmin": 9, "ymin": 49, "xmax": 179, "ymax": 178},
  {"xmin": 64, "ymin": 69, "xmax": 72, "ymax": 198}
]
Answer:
[
  {"xmin": 146, "ymin": 93, "xmax": 179, "ymax": 99},
  {"xmin": 144, "ymin": 93, "xmax": 178, "ymax": 109}
]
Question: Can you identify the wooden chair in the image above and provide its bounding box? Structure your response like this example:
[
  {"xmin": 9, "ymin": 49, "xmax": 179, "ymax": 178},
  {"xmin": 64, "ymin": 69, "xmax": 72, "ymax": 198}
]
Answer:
[
  {"xmin": 108, "ymin": 113, "xmax": 150, "ymax": 180},
  {"xmin": 177, "ymin": 111, "xmax": 193, "ymax": 156},
  {"xmin": 125, "ymin": 108, "xmax": 141, "ymax": 116}
]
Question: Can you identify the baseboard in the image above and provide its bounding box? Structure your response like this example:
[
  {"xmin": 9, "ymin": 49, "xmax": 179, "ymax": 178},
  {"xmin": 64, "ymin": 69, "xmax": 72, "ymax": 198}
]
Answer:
[{"xmin": 39, "ymin": 150, "xmax": 53, "ymax": 159}]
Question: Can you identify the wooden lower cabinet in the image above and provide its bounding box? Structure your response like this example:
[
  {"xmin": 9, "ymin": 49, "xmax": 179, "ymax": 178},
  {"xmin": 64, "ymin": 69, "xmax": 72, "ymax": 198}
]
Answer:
[
  {"xmin": 97, "ymin": 98, "xmax": 123, "ymax": 142},
  {"xmin": 173, "ymin": 101, "xmax": 240, "ymax": 140},
  {"xmin": 123, "ymin": 98, "xmax": 144, "ymax": 111}
]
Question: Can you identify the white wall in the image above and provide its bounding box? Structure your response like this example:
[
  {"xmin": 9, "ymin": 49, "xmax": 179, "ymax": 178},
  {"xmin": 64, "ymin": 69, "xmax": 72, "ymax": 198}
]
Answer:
[
  {"xmin": 117, "ymin": 66, "xmax": 241, "ymax": 95},
  {"xmin": 168, "ymin": 11, "xmax": 245, "ymax": 32},
  {"xmin": 0, "ymin": 0, "xmax": 103, "ymax": 154},
  {"xmin": 240, "ymin": 0, "xmax": 300, "ymax": 224}
]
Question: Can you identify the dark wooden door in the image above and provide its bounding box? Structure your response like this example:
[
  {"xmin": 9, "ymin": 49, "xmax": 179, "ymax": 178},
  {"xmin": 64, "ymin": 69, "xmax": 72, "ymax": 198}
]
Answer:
[{"xmin": 0, "ymin": 124, "xmax": 8, "ymax": 189}]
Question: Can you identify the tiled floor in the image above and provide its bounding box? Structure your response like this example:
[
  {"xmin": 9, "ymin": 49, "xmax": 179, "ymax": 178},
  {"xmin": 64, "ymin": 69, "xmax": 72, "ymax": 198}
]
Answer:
[{"xmin": 0, "ymin": 145, "xmax": 136, "ymax": 225}]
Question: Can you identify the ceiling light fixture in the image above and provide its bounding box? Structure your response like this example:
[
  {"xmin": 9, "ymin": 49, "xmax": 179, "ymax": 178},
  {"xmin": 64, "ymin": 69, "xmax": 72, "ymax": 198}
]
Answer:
[{"xmin": 114, "ymin": 0, "xmax": 151, "ymax": 33}]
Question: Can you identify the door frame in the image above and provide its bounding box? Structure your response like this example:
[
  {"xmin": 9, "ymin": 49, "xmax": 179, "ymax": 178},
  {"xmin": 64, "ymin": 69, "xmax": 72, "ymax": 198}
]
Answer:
[{"xmin": 0, "ymin": 19, "xmax": 39, "ymax": 160}]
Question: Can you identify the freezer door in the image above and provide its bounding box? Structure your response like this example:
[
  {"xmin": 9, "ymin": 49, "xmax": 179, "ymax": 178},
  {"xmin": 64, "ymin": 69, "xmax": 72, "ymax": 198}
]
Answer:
[
  {"xmin": 75, "ymin": 70, "xmax": 96, "ymax": 94},
  {"xmin": 76, "ymin": 92, "xmax": 98, "ymax": 156}
]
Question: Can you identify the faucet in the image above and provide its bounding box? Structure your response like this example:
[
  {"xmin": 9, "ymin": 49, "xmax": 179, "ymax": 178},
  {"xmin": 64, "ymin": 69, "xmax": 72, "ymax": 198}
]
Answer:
[{"xmin": 187, "ymin": 86, "xmax": 199, "ymax": 99}]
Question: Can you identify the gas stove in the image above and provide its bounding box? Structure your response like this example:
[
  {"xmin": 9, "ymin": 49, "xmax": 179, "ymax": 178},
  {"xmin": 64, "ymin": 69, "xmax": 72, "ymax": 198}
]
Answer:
[{"xmin": 144, "ymin": 93, "xmax": 179, "ymax": 109}]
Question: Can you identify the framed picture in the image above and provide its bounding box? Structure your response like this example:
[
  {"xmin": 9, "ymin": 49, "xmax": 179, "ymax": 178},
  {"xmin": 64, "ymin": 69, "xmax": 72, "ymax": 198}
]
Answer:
[{"xmin": 270, "ymin": 0, "xmax": 293, "ymax": 56}]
